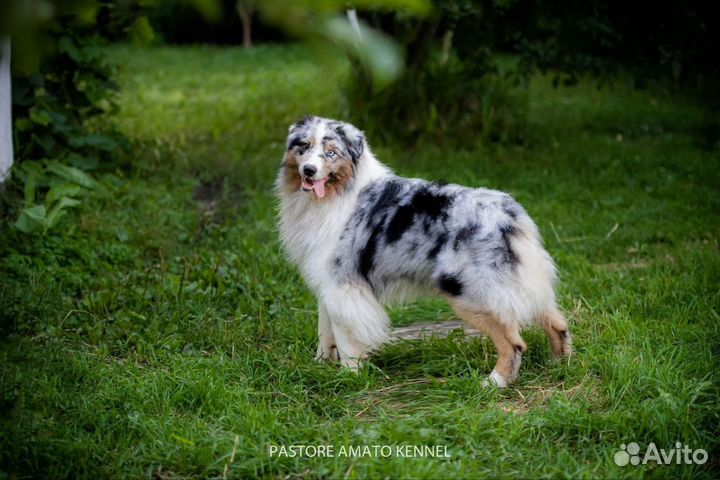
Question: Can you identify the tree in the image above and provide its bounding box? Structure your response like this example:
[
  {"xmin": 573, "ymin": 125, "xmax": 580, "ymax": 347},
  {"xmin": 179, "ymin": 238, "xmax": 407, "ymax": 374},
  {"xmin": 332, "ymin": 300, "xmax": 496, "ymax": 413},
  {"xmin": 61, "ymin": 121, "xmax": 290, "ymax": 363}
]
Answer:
[
  {"xmin": 0, "ymin": 37, "xmax": 11, "ymax": 183},
  {"xmin": 236, "ymin": 0, "xmax": 254, "ymax": 49}
]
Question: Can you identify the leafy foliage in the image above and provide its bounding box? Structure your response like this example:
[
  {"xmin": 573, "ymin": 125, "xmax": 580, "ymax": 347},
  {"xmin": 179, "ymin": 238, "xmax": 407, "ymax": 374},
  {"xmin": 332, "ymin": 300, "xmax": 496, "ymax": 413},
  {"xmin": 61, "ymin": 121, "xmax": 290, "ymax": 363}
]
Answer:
[
  {"xmin": 346, "ymin": 1, "xmax": 528, "ymax": 144},
  {"xmin": 346, "ymin": 54, "xmax": 527, "ymax": 145},
  {"xmin": 346, "ymin": 0, "xmax": 720, "ymax": 144},
  {"xmin": 8, "ymin": 4, "xmax": 128, "ymax": 233},
  {"xmin": 511, "ymin": 0, "xmax": 720, "ymax": 93}
]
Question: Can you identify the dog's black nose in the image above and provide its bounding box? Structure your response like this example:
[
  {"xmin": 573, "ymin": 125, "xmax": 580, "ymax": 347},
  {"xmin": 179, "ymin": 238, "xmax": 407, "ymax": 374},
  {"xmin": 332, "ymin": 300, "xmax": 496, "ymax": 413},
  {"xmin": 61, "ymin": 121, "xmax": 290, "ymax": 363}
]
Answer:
[{"xmin": 302, "ymin": 165, "xmax": 317, "ymax": 177}]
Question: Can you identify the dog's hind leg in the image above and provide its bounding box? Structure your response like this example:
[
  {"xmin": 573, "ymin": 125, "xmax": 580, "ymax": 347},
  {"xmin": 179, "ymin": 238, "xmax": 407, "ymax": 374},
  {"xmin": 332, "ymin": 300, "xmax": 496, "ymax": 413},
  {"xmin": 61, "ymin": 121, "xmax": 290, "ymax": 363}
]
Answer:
[
  {"xmin": 537, "ymin": 305, "xmax": 572, "ymax": 360},
  {"xmin": 451, "ymin": 303, "xmax": 527, "ymax": 387},
  {"xmin": 315, "ymin": 302, "xmax": 338, "ymax": 363}
]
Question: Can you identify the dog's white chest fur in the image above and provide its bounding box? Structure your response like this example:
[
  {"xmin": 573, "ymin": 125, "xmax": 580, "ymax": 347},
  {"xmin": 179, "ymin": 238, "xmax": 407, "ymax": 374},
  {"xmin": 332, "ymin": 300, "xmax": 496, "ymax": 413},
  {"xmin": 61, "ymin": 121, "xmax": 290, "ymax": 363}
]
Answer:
[
  {"xmin": 278, "ymin": 159, "xmax": 390, "ymax": 294},
  {"xmin": 278, "ymin": 192, "xmax": 357, "ymax": 292}
]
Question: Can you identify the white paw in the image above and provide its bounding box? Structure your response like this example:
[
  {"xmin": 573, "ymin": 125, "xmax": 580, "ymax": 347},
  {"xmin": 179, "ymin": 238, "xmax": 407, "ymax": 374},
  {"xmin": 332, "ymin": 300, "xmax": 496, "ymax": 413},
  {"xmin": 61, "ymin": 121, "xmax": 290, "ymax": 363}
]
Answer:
[
  {"xmin": 482, "ymin": 369, "xmax": 508, "ymax": 388},
  {"xmin": 551, "ymin": 331, "xmax": 573, "ymax": 361},
  {"xmin": 339, "ymin": 353, "xmax": 363, "ymax": 372},
  {"xmin": 562, "ymin": 331, "xmax": 573, "ymax": 356},
  {"xmin": 315, "ymin": 342, "xmax": 338, "ymax": 363}
]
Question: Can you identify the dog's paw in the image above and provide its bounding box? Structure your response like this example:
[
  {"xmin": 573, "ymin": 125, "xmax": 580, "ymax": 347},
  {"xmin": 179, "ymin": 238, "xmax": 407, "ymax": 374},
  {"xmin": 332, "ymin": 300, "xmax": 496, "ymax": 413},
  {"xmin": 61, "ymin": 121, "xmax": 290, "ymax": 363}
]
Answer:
[
  {"xmin": 315, "ymin": 342, "xmax": 338, "ymax": 363},
  {"xmin": 339, "ymin": 356, "xmax": 362, "ymax": 372},
  {"xmin": 550, "ymin": 331, "xmax": 573, "ymax": 362},
  {"xmin": 481, "ymin": 369, "xmax": 508, "ymax": 388},
  {"xmin": 560, "ymin": 331, "xmax": 573, "ymax": 356}
]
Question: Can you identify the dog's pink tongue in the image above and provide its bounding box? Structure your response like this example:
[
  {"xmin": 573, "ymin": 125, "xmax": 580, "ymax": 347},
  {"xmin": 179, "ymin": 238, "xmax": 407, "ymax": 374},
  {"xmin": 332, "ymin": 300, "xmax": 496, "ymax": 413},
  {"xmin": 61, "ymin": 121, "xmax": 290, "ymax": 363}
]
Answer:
[{"xmin": 313, "ymin": 179, "xmax": 326, "ymax": 198}]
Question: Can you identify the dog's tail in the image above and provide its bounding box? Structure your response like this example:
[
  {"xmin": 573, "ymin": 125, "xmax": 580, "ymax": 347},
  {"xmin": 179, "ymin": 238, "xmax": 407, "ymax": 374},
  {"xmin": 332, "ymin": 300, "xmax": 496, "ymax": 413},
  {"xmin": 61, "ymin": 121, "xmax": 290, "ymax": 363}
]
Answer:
[{"xmin": 506, "ymin": 214, "xmax": 559, "ymax": 327}]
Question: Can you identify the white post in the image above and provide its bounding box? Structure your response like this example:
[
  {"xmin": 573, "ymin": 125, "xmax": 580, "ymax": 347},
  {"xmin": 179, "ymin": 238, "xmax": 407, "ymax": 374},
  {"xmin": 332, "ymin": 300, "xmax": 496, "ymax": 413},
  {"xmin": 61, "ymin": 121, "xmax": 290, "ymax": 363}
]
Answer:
[
  {"xmin": 0, "ymin": 37, "xmax": 13, "ymax": 183},
  {"xmin": 346, "ymin": 9, "xmax": 362, "ymax": 39}
]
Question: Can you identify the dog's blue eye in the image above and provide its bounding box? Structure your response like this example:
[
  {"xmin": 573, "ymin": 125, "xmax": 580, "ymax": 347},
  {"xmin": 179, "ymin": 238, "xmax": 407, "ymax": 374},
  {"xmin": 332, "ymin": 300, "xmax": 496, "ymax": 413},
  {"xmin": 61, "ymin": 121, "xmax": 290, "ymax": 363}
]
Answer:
[{"xmin": 326, "ymin": 150, "xmax": 336, "ymax": 158}]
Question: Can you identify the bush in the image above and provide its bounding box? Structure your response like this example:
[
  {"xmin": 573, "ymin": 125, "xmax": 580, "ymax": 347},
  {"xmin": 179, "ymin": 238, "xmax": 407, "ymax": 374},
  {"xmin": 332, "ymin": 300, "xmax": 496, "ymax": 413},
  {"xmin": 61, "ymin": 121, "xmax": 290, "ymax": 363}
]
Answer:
[
  {"xmin": 346, "ymin": 54, "xmax": 527, "ymax": 146},
  {"xmin": 511, "ymin": 0, "xmax": 720, "ymax": 94},
  {"xmin": 345, "ymin": 1, "xmax": 528, "ymax": 146},
  {"xmin": 345, "ymin": 0, "xmax": 720, "ymax": 145},
  {"xmin": 5, "ymin": 2, "xmax": 128, "ymax": 233}
]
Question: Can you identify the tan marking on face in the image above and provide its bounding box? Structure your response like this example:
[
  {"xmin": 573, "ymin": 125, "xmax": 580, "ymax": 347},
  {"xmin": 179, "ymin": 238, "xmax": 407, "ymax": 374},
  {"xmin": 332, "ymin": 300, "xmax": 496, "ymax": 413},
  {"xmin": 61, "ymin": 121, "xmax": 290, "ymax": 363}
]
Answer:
[
  {"xmin": 279, "ymin": 139, "xmax": 355, "ymax": 200},
  {"xmin": 322, "ymin": 145, "xmax": 354, "ymax": 199},
  {"xmin": 280, "ymin": 150, "xmax": 302, "ymax": 195},
  {"xmin": 280, "ymin": 138, "xmax": 317, "ymax": 194}
]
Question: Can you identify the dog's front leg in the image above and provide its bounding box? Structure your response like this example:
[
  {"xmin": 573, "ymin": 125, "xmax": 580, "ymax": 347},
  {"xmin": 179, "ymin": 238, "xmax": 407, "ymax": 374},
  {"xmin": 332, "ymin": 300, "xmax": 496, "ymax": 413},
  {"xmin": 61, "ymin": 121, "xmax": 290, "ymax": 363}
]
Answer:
[
  {"xmin": 322, "ymin": 283, "xmax": 389, "ymax": 371},
  {"xmin": 332, "ymin": 325, "xmax": 368, "ymax": 371},
  {"xmin": 315, "ymin": 302, "xmax": 338, "ymax": 363}
]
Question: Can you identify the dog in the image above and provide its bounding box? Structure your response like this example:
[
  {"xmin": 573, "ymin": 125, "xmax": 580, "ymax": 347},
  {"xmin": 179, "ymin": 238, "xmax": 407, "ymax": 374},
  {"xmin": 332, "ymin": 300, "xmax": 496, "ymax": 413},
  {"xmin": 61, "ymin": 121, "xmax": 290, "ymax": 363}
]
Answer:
[{"xmin": 276, "ymin": 115, "xmax": 572, "ymax": 387}]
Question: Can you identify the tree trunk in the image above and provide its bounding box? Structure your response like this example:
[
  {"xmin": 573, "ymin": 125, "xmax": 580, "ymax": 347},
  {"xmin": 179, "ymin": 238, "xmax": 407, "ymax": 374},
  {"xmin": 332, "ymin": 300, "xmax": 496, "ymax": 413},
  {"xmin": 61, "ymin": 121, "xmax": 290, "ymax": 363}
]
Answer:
[
  {"xmin": 0, "ymin": 37, "xmax": 12, "ymax": 183},
  {"xmin": 237, "ymin": 6, "xmax": 253, "ymax": 49}
]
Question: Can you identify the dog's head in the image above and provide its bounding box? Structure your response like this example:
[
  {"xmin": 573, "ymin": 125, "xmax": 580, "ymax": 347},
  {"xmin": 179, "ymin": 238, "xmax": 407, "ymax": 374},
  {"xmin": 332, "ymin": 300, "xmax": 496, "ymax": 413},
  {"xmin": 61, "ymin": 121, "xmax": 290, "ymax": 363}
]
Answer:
[{"xmin": 279, "ymin": 116, "xmax": 365, "ymax": 199}]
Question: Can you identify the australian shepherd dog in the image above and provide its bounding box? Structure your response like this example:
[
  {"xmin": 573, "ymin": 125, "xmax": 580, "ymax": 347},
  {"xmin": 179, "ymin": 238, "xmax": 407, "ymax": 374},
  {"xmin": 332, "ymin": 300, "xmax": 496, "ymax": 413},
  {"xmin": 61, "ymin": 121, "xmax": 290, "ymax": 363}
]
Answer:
[{"xmin": 276, "ymin": 116, "xmax": 572, "ymax": 387}]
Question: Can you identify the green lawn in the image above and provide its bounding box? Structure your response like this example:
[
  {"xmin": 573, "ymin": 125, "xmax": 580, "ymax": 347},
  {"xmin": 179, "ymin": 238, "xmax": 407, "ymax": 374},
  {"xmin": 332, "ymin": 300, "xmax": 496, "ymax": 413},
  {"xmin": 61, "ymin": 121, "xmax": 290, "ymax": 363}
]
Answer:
[{"xmin": 1, "ymin": 44, "xmax": 719, "ymax": 479}]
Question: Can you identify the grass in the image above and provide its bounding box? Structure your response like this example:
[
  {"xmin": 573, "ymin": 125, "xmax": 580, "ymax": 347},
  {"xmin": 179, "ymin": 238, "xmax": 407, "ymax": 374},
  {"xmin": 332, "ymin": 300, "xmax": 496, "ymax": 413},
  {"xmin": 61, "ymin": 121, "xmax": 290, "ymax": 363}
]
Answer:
[{"xmin": 1, "ymin": 43, "xmax": 719, "ymax": 479}]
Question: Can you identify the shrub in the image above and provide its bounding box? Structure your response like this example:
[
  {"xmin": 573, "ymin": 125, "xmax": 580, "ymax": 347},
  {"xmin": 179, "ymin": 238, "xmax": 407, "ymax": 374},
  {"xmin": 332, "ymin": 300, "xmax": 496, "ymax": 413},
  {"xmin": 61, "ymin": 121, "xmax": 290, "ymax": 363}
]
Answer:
[
  {"xmin": 511, "ymin": 0, "xmax": 720, "ymax": 94},
  {"xmin": 346, "ymin": 54, "xmax": 527, "ymax": 146},
  {"xmin": 5, "ymin": 2, "xmax": 128, "ymax": 233},
  {"xmin": 344, "ymin": 1, "xmax": 528, "ymax": 146}
]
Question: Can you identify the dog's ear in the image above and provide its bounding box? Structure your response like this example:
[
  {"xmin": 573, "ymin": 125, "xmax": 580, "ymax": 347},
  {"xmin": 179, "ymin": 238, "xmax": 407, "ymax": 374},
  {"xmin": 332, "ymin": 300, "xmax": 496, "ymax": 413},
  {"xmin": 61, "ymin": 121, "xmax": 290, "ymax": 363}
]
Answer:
[
  {"xmin": 288, "ymin": 115, "xmax": 315, "ymax": 134},
  {"xmin": 287, "ymin": 116, "xmax": 316, "ymax": 150},
  {"xmin": 335, "ymin": 123, "xmax": 365, "ymax": 163}
]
